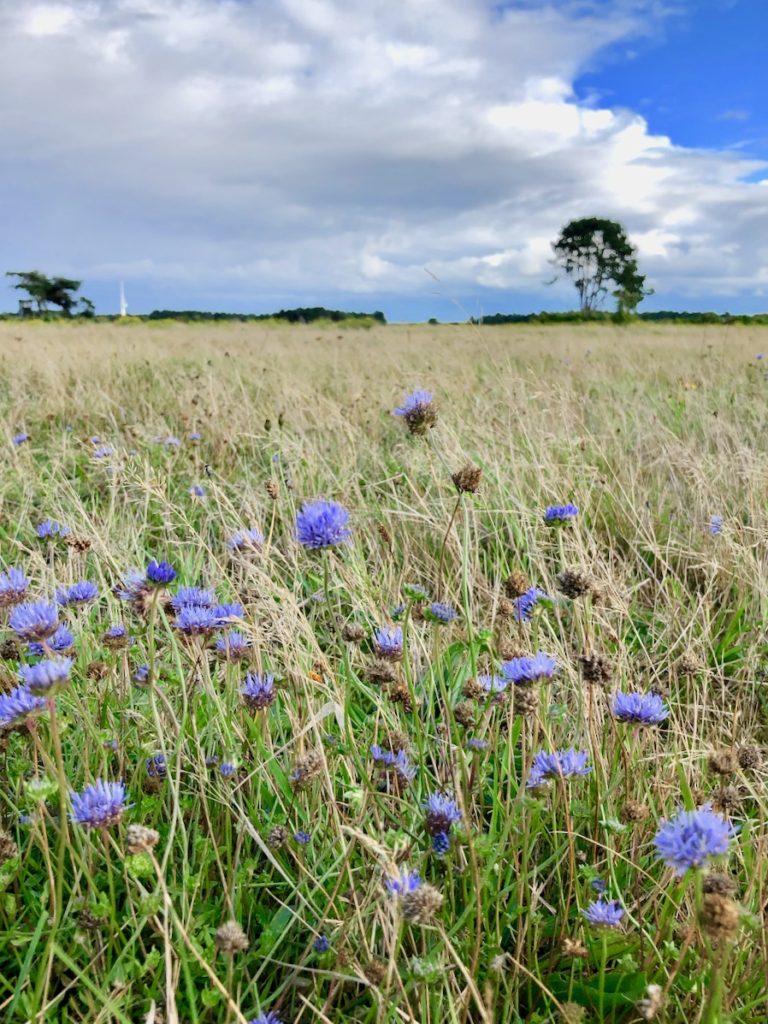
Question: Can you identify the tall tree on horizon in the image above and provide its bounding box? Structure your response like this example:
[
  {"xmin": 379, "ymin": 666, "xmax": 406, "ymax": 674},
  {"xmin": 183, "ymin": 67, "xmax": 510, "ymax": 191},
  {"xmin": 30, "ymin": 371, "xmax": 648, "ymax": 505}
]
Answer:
[{"xmin": 551, "ymin": 217, "xmax": 649, "ymax": 313}]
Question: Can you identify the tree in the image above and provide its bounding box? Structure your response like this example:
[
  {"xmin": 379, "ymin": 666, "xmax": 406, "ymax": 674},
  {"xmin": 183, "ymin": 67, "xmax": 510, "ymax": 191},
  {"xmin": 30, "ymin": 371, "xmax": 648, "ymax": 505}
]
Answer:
[
  {"xmin": 551, "ymin": 217, "xmax": 649, "ymax": 313},
  {"xmin": 6, "ymin": 271, "xmax": 87, "ymax": 316}
]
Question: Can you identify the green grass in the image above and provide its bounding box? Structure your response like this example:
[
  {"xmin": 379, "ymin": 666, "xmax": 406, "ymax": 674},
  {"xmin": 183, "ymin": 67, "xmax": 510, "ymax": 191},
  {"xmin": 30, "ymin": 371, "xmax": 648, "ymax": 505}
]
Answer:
[{"xmin": 0, "ymin": 322, "xmax": 766, "ymax": 1023}]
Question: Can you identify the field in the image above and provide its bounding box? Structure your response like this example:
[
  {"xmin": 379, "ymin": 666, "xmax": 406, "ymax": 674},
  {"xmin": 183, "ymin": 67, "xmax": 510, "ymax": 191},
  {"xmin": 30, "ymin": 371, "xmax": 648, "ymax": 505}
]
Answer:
[{"xmin": 0, "ymin": 321, "xmax": 767, "ymax": 1024}]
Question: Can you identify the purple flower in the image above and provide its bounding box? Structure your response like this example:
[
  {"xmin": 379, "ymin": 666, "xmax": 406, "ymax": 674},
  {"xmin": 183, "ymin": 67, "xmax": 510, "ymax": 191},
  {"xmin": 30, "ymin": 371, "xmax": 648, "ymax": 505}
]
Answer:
[
  {"xmin": 216, "ymin": 631, "xmax": 251, "ymax": 660},
  {"xmin": 170, "ymin": 586, "xmax": 215, "ymax": 610},
  {"xmin": 219, "ymin": 762, "xmax": 236, "ymax": 778},
  {"xmin": 613, "ymin": 691, "xmax": 669, "ymax": 725},
  {"xmin": 294, "ymin": 830, "xmax": 311, "ymax": 845},
  {"xmin": 0, "ymin": 567, "xmax": 29, "ymax": 608},
  {"xmin": 393, "ymin": 390, "xmax": 437, "ymax": 433},
  {"xmin": 19, "ymin": 657, "xmax": 73, "ymax": 695},
  {"xmin": 28, "ymin": 624, "xmax": 75, "ymax": 657},
  {"xmin": 13, "ymin": 432, "xmax": 30, "ymax": 446},
  {"xmin": 92, "ymin": 444, "xmax": 114, "ymax": 459},
  {"xmin": 115, "ymin": 569, "xmax": 150, "ymax": 604},
  {"xmin": 467, "ymin": 737, "xmax": 489, "ymax": 750},
  {"xmin": 189, "ymin": 484, "xmax": 206, "ymax": 498},
  {"xmin": 373, "ymin": 626, "xmax": 403, "ymax": 660},
  {"xmin": 501, "ymin": 652, "xmax": 557, "ymax": 685},
  {"xmin": 56, "ymin": 580, "xmax": 99, "ymax": 606},
  {"xmin": 248, "ymin": 1012, "xmax": 281, "ymax": 1024},
  {"xmin": 591, "ymin": 878, "xmax": 607, "ymax": 894},
  {"xmin": 513, "ymin": 587, "xmax": 549, "ymax": 622},
  {"xmin": 103, "ymin": 624, "xmax": 129, "ymax": 642},
  {"xmin": 425, "ymin": 602, "xmax": 457, "ymax": 625},
  {"xmin": 709, "ymin": 515, "xmax": 724, "ymax": 536},
  {"xmin": 295, "ymin": 500, "xmax": 351, "ymax": 549},
  {"xmin": 654, "ymin": 805, "xmax": 735, "ymax": 875},
  {"xmin": 163, "ymin": 435, "xmax": 181, "ymax": 447},
  {"xmin": 583, "ymin": 898, "xmax": 624, "ymax": 928},
  {"xmin": 370, "ymin": 745, "xmax": 416, "ymax": 782},
  {"xmin": 214, "ymin": 602, "xmax": 243, "ymax": 626},
  {"xmin": 228, "ymin": 528, "xmax": 264, "ymax": 552},
  {"xmin": 431, "ymin": 832, "xmax": 450, "ymax": 856},
  {"xmin": 175, "ymin": 605, "xmax": 221, "ymax": 635},
  {"xmin": 36, "ymin": 520, "xmax": 70, "ymax": 539},
  {"xmin": 189, "ymin": 431, "xmax": 202, "ymax": 441},
  {"xmin": 385, "ymin": 868, "xmax": 422, "ymax": 895},
  {"xmin": 0, "ymin": 685, "xmax": 47, "ymax": 731},
  {"xmin": 70, "ymin": 780, "xmax": 129, "ymax": 828},
  {"xmin": 527, "ymin": 748, "xmax": 592, "ymax": 789},
  {"xmin": 424, "ymin": 793, "xmax": 462, "ymax": 842},
  {"xmin": 133, "ymin": 663, "xmax": 150, "ymax": 684},
  {"xmin": 147, "ymin": 560, "xmax": 177, "ymax": 585},
  {"xmin": 146, "ymin": 753, "xmax": 167, "ymax": 779},
  {"xmin": 241, "ymin": 672, "xmax": 276, "ymax": 711},
  {"xmin": 313, "ymin": 935, "xmax": 331, "ymax": 953},
  {"xmin": 544, "ymin": 503, "xmax": 579, "ymax": 525},
  {"xmin": 9, "ymin": 601, "xmax": 59, "ymax": 641}
]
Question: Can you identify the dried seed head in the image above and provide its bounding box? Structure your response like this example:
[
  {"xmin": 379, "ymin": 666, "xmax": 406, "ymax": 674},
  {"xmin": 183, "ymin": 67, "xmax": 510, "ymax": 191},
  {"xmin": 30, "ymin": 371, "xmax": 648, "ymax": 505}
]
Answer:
[
  {"xmin": 453, "ymin": 701, "xmax": 476, "ymax": 728},
  {"xmin": 377, "ymin": 522, "xmax": 393, "ymax": 547},
  {"xmin": 709, "ymin": 749, "xmax": 739, "ymax": 776},
  {"xmin": 499, "ymin": 642, "xmax": 527, "ymax": 661},
  {"xmin": 579, "ymin": 652, "xmax": 613, "ymax": 686},
  {"xmin": 86, "ymin": 660, "xmax": 110, "ymax": 681},
  {"xmin": 363, "ymin": 959, "xmax": 387, "ymax": 986},
  {"xmin": 702, "ymin": 872, "xmax": 738, "ymax": 897},
  {"xmin": 401, "ymin": 883, "xmax": 444, "ymax": 924},
  {"xmin": 504, "ymin": 570, "xmax": 530, "ymax": 599},
  {"xmin": 497, "ymin": 598, "xmax": 515, "ymax": 618},
  {"xmin": 700, "ymin": 893, "xmax": 740, "ymax": 942},
  {"xmin": 265, "ymin": 479, "xmax": 279, "ymax": 500},
  {"xmin": 388, "ymin": 680, "xmax": 415, "ymax": 712},
  {"xmin": 267, "ymin": 825, "xmax": 290, "ymax": 849},
  {"xmin": 561, "ymin": 937, "xmax": 588, "ymax": 958},
  {"xmin": 451, "ymin": 463, "xmax": 482, "ymax": 494},
  {"xmin": 126, "ymin": 824, "xmax": 160, "ymax": 854},
  {"xmin": 341, "ymin": 622, "xmax": 366, "ymax": 644},
  {"xmin": 462, "ymin": 677, "xmax": 486, "ymax": 702},
  {"xmin": 712, "ymin": 785, "xmax": 742, "ymax": 813},
  {"xmin": 737, "ymin": 745, "xmax": 761, "ymax": 770},
  {"xmin": 0, "ymin": 830, "xmax": 19, "ymax": 864},
  {"xmin": 637, "ymin": 984, "xmax": 665, "ymax": 1021},
  {"xmin": 103, "ymin": 631, "xmax": 130, "ymax": 651},
  {"xmin": 556, "ymin": 568, "xmax": 599, "ymax": 600},
  {"xmin": 367, "ymin": 659, "xmax": 397, "ymax": 686},
  {"xmin": 489, "ymin": 953, "xmax": 510, "ymax": 974},
  {"xmin": 560, "ymin": 1002, "xmax": 587, "ymax": 1024},
  {"xmin": 79, "ymin": 907, "xmax": 106, "ymax": 930},
  {"xmin": 64, "ymin": 535, "xmax": 93, "ymax": 552},
  {"xmin": 215, "ymin": 920, "xmax": 249, "ymax": 954},
  {"xmin": 291, "ymin": 749, "xmax": 325, "ymax": 789},
  {"xmin": 513, "ymin": 687, "xmax": 539, "ymax": 717},
  {"xmin": 381, "ymin": 730, "xmax": 410, "ymax": 754},
  {"xmin": 678, "ymin": 649, "xmax": 703, "ymax": 676},
  {"xmin": 0, "ymin": 639, "xmax": 20, "ymax": 661},
  {"xmin": 621, "ymin": 800, "xmax": 650, "ymax": 824}
]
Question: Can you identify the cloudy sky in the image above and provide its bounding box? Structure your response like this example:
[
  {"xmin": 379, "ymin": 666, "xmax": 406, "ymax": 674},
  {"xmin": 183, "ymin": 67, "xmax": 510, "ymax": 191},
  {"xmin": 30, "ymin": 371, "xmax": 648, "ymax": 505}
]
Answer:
[{"xmin": 1, "ymin": 0, "xmax": 766, "ymax": 319}]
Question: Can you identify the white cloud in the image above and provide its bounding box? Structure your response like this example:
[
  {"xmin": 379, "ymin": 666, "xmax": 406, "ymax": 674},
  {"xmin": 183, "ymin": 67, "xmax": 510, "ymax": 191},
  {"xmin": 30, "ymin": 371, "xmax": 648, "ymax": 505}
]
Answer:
[{"xmin": 0, "ymin": 0, "xmax": 766, "ymax": 312}]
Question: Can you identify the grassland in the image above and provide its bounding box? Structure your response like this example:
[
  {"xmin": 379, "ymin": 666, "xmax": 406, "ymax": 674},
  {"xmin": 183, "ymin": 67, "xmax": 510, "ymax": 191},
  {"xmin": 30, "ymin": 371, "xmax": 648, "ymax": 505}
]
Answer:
[{"xmin": 0, "ymin": 321, "xmax": 767, "ymax": 1024}]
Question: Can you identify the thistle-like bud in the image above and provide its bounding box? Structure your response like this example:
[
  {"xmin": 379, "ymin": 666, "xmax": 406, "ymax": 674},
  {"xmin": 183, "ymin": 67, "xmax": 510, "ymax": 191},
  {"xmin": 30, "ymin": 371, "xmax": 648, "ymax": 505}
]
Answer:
[
  {"xmin": 363, "ymin": 959, "xmax": 387, "ymax": 986},
  {"xmin": 401, "ymin": 883, "xmax": 443, "ymax": 924},
  {"xmin": 737, "ymin": 745, "xmax": 761, "ymax": 770},
  {"xmin": 708, "ymin": 749, "xmax": 738, "ymax": 776},
  {"xmin": 388, "ymin": 681, "xmax": 415, "ymax": 712},
  {"xmin": 451, "ymin": 463, "xmax": 482, "ymax": 495},
  {"xmin": 215, "ymin": 920, "xmax": 249, "ymax": 955},
  {"xmin": 453, "ymin": 701, "xmax": 476, "ymax": 728},
  {"xmin": 702, "ymin": 872, "xmax": 737, "ymax": 896},
  {"xmin": 560, "ymin": 1003, "xmax": 587, "ymax": 1024},
  {"xmin": 462, "ymin": 677, "xmax": 486, "ymax": 702},
  {"xmin": 0, "ymin": 830, "xmax": 19, "ymax": 864},
  {"xmin": 341, "ymin": 622, "xmax": 366, "ymax": 643},
  {"xmin": 367, "ymin": 660, "xmax": 397, "ymax": 686},
  {"xmin": 513, "ymin": 687, "xmax": 539, "ymax": 717},
  {"xmin": 579, "ymin": 652, "xmax": 613, "ymax": 686},
  {"xmin": 0, "ymin": 639, "xmax": 20, "ymax": 661},
  {"xmin": 266, "ymin": 479, "xmax": 279, "ymax": 500},
  {"xmin": 712, "ymin": 785, "xmax": 741, "ymax": 814},
  {"xmin": 699, "ymin": 893, "xmax": 740, "ymax": 942},
  {"xmin": 561, "ymin": 937, "xmax": 588, "ymax": 958},
  {"xmin": 86, "ymin": 660, "xmax": 110, "ymax": 681},
  {"xmin": 290, "ymin": 749, "xmax": 325, "ymax": 789},
  {"xmin": 267, "ymin": 825, "xmax": 290, "ymax": 849},
  {"xmin": 678, "ymin": 649, "xmax": 703, "ymax": 676},
  {"xmin": 621, "ymin": 800, "xmax": 650, "ymax": 824},
  {"xmin": 556, "ymin": 568, "xmax": 600, "ymax": 601},
  {"xmin": 126, "ymin": 824, "xmax": 160, "ymax": 854},
  {"xmin": 504, "ymin": 570, "xmax": 530, "ymax": 599}
]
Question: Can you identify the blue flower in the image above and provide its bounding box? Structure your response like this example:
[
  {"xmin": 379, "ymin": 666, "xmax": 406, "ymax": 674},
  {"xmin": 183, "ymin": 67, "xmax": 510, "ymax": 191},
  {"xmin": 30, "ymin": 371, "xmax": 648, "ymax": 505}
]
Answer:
[
  {"xmin": 189, "ymin": 431, "xmax": 202, "ymax": 440},
  {"xmin": 431, "ymin": 832, "xmax": 451, "ymax": 856},
  {"xmin": 295, "ymin": 500, "xmax": 351, "ymax": 549},
  {"xmin": 19, "ymin": 657, "xmax": 73, "ymax": 695},
  {"xmin": 175, "ymin": 605, "xmax": 221, "ymax": 635},
  {"xmin": 478, "ymin": 675, "xmax": 507, "ymax": 695},
  {"xmin": 709, "ymin": 515, "xmax": 724, "ymax": 536},
  {"xmin": 513, "ymin": 587, "xmax": 549, "ymax": 622},
  {"xmin": 313, "ymin": 935, "xmax": 331, "ymax": 953},
  {"xmin": 591, "ymin": 878, "xmax": 607, "ymax": 894},
  {"xmin": 216, "ymin": 631, "xmax": 251, "ymax": 661},
  {"xmin": 115, "ymin": 569, "xmax": 150, "ymax": 604},
  {"xmin": 13, "ymin": 432, "xmax": 30, "ymax": 445},
  {"xmin": 247, "ymin": 1012, "xmax": 281, "ymax": 1024},
  {"xmin": 189, "ymin": 484, "xmax": 206, "ymax": 498},
  {"xmin": 163, "ymin": 435, "xmax": 181, "ymax": 447},
  {"xmin": 241, "ymin": 672, "xmax": 276, "ymax": 711},
  {"xmin": 147, "ymin": 560, "xmax": 177, "ymax": 585},
  {"xmin": 583, "ymin": 898, "xmax": 624, "ymax": 928},
  {"xmin": 9, "ymin": 601, "xmax": 59, "ymax": 641},
  {"xmin": 403, "ymin": 583, "xmax": 429, "ymax": 601},
  {"xmin": 219, "ymin": 762, "xmax": 236, "ymax": 778},
  {"xmin": 467, "ymin": 737, "xmax": 489, "ymax": 750},
  {"xmin": 370, "ymin": 745, "xmax": 416, "ymax": 782},
  {"xmin": 0, "ymin": 567, "xmax": 29, "ymax": 607},
  {"xmin": 501, "ymin": 652, "xmax": 557, "ymax": 685},
  {"xmin": 146, "ymin": 753, "xmax": 167, "ymax": 779},
  {"xmin": 103, "ymin": 624, "xmax": 130, "ymax": 645},
  {"xmin": 28, "ymin": 624, "xmax": 75, "ymax": 657},
  {"xmin": 385, "ymin": 868, "xmax": 422, "ymax": 895},
  {"xmin": 228, "ymin": 528, "xmax": 264, "ymax": 552},
  {"xmin": 133, "ymin": 663, "xmax": 150, "ymax": 684},
  {"xmin": 170, "ymin": 586, "xmax": 215, "ymax": 610},
  {"xmin": 544, "ymin": 503, "xmax": 579, "ymax": 525},
  {"xmin": 36, "ymin": 519, "xmax": 70, "ymax": 539},
  {"xmin": 654, "ymin": 805, "xmax": 735, "ymax": 875},
  {"xmin": 393, "ymin": 388, "xmax": 433, "ymax": 416},
  {"xmin": 0, "ymin": 685, "xmax": 47, "ymax": 731},
  {"xmin": 613, "ymin": 691, "xmax": 669, "ymax": 725},
  {"xmin": 294, "ymin": 830, "xmax": 311, "ymax": 845},
  {"xmin": 70, "ymin": 780, "xmax": 129, "ymax": 828},
  {"xmin": 391, "ymin": 602, "xmax": 407, "ymax": 620},
  {"xmin": 214, "ymin": 602, "xmax": 244, "ymax": 626},
  {"xmin": 527, "ymin": 749, "xmax": 592, "ymax": 789},
  {"xmin": 56, "ymin": 580, "xmax": 99, "ymax": 606},
  {"xmin": 424, "ymin": 793, "xmax": 462, "ymax": 841},
  {"xmin": 92, "ymin": 444, "xmax": 114, "ymax": 459},
  {"xmin": 373, "ymin": 626, "xmax": 403, "ymax": 660},
  {"xmin": 425, "ymin": 602, "xmax": 457, "ymax": 625},
  {"xmin": 392, "ymin": 390, "xmax": 437, "ymax": 434}
]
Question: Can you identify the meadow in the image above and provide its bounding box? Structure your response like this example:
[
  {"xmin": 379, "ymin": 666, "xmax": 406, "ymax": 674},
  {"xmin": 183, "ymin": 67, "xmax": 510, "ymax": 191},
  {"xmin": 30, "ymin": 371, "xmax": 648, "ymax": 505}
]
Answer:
[{"xmin": 0, "ymin": 320, "xmax": 767, "ymax": 1024}]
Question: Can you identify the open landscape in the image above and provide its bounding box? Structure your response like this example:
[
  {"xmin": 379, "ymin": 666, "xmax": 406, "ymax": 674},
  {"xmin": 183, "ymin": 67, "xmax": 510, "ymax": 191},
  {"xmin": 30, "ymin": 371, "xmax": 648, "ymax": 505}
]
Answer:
[{"xmin": 0, "ymin": 321, "xmax": 766, "ymax": 1023}]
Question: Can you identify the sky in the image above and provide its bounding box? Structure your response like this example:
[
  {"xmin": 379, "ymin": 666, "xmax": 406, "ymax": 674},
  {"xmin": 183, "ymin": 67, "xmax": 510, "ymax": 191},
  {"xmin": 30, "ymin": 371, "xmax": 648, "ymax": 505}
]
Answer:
[{"xmin": 0, "ymin": 0, "xmax": 766, "ymax": 321}]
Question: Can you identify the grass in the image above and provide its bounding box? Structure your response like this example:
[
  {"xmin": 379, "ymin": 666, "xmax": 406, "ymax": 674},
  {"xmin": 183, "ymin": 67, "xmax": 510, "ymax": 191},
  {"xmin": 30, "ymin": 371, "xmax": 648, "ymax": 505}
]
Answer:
[{"xmin": 0, "ymin": 321, "xmax": 767, "ymax": 1024}]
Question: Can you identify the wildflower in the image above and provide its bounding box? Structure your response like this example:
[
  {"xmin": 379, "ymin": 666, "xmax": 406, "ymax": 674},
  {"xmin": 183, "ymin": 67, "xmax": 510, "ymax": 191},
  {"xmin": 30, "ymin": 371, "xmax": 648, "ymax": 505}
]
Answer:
[
  {"xmin": 637, "ymin": 984, "xmax": 665, "ymax": 1021},
  {"xmin": 163, "ymin": 435, "xmax": 181, "ymax": 447},
  {"xmin": 341, "ymin": 622, "xmax": 366, "ymax": 643},
  {"xmin": 294, "ymin": 830, "xmax": 311, "ymax": 845},
  {"xmin": 313, "ymin": 935, "xmax": 331, "ymax": 953},
  {"xmin": 527, "ymin": 749, "xmax": 592, "ymax": 789},
  {"xmin": 133, "ymin": 663, "xmax": 150, "ymax": 685},
  {"xmin": 370, "ymin": 745, "xmax": 416, "ymax": 782},
  {"xmin": 295, "ymin": 500, "xmax": 351, "ymax": 549},
  {"xmin": 583, "ymin": 897, "xmax": 624, "ymax": 928},
  {"xmin": 613, "ymin": 691, "xmax": 669, "ymax": 725},
  {"xmin": 0, "ymin": 568, "xmax": 29, "ymax": 607},
  {"xmin": 0, "ymin": 685, "xmax": 47, "ymax": 731},
  {"xmin": 385, "ymin": 868, "xmax": 422, "ymax": 896},
  {"xmin": 402, "ymin": 884, "xmax": 444, "ymax": 924},
  {"xmin": 702, "ymin": 873, "xmax": 737, "ymax": 896},
  {"xmin": 622, "ymin": 800, "xmax": 650, "ymax": 824},
  {"xmin": 115, "ymin": 569, "xmax": 151, "ymax": 606},
  {"xmin": 103, "ymin": 624, "xmax": 130, "ymax": 650},
  {"xmin": 451, "ymin": 463, "xmax": 481, "ymax": 494},
  {"xmin": 92, "ymin": 444, "xmax": 114, "ymax": 459},
  {"xmin": 241, "ymin": 672, "xmax": 276, "ymax": 711},
  {"xmin": 220, "ymin": 762, "xmax": 236, "ymax": 778},
  {"xmin": 501, "ymin": 652, "xmax": 557, "ymax": 685},
  {"xmin": 557, "ymin": 568, "xmax": 600, "ymax": 600},
  {"xmin": 214, "ymin": 602, "xmax": 243, "ymax": 626},
  {"xmin": 591, "ymin": 878, "xmax": 607, "ymax": 894},
  {"xmin": 146, "ymin": 560, "xmax": 177, "ymax": 585},
  {"xmin": 477, "ymin": 675, "xmax": 508, "ymax": 696},
  {"xmin": 544, "ymin": 503, "xmax": 579, "ymax": 525},
  {"xmin": 373, "ymin": 626, "xmax": 403, "ymax": 660},
  {"xmin": 737, "ymin": 745, "xmax": 761, "ymax": 770},
  {"xmin": 228, "ymin": 527, "xmax": 264, "ymax": 552},
  {"xmin": 709, "ymin": 514, "xmax": 724, "ymax": 536},
  {"xmin": 215, "ymin": 920, "xmax": 249, "ymax": 954},
  {"xmin": 189, "ymin": 484, "xmax": 206, "ymax": 498},
  {"xmin": 170, "ymin": 586, "xmax": 215, "ymax": 610},
  {"xmin": 467, "ymin": 737, "xmax": 489, "ymax": 750},
  {"xmin": 13, "ymin": 432, "xmax": 30, "ymax": 445},
  {"xmin": 390, "ymin": 602, "xmax": 407, "ymax": 620},
  {"xmin": 579, "ymin": 652, "xmax": 613, "ymax": 686},
  {"xmin": 654, "ymin": 805, "xmax": 735, "ymax": 875},
  {"xmin": 9, "ymin": 601, "xmax": 59, "ymax": 641},
  {"xmin": 267, "ymin": 825, "xmax": 289, "ymax": 848},
  {"xmin": 175, "ymin": 605, "xmax": 221, "ymax": 635},
  {"xmin": 36, "ymin": 520, "xmax": 70, "ymax": 539},
  {"xmin": 513, "ymin": 587, "xmax": 549, "ymax": 622},
  {"xmin": 70, "ymin": 780, "xmax": 129, "ymax": 829},
  {"xmin": 216, "ymin": 631, "xmax": 250, "ymax": 661},
  {"xmin": 247, "ymin": 1012, "xmax": 281, "ymax": 1024},
  {"xmin": 700, "ymin": 893, "xmax": 740, "ymax": 942},
  {"xmin": 403, "ymin": 583, "xmax": 428, "ymax": 602},
  {"xmin": 708, "ymin": 749, "xmax": 738, "ymax": 776},
  {"xmin": 425, "ymin": 602, "xmax": 457, "ymax": 625},
  {"xmin": 189, "ymin": 431, "xmax": 201, "ymax": 440},
  {"xmin": 56, "ymin": 580, "xmax": 99, "ymax": 606},
  {"xmin": 0, "ymin": 831, "xmax": 19, "ymax": 862},
  {"xmin": 126, "ymin": 824, "xmax": 160, "ymax": 854},
  {"xmin": 393, "ymin": 389, "xmax": 437, "ymax": 435},
  {"xmin": 424, "ymin": 792, "xmax": 461, "ymax": 854},
  {"xmin": 504, "ymin": 570, "xmax": 531, "ymax": 599},
  {"xmin": 19, "ymin": 656, "xmax": 73, "ymax": 695},
  {"xmin": 290, "ymin": 749, "xmax": 324, "ymax": 788},
  {"xmin": 146, "ymin": 753, "xmax": 167, "ymax": 780},
  {"xmin": 28, "ymin": 624, "xmax": 75, "ymax": 657}
]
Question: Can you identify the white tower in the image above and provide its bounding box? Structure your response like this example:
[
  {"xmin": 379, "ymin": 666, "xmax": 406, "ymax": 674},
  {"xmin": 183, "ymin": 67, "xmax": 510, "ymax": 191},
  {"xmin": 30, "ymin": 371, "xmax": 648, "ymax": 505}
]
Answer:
[{"xmin": 119, "ymin": 281, "xmax": 128, "ymax": 317}]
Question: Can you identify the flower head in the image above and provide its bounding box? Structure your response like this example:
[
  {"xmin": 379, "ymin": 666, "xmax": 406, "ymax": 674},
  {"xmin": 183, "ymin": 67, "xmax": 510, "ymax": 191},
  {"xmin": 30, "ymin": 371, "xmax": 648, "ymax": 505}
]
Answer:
[
  {"xmin": 214, "ymin": 602, "xmax": 243, "ymax": 626},
  {"xmin": 654, "ymin": 805, "xmax": 735, "ymax": 875},
  {"xmin": 103, "ymin": 624, "xmax": 130, "ymax": 649},
  {"xmin": 175, "ymin": 605, "xmax": 221, "ymax": 635},
  {"xmin": 28, "ymin": 624, "xmax": 75, "ymax": 657},
  {"xmin": 424, "ymin": 792, "xmax": 461, "ymax": 840},
  {"xmin": 0, "ymin": 567, "xmax": 29, "ymax": 608},
  {"xmin": 425, "ymin": 602, "xmax": 457, "ymax": 625},
  {"xmin": 296, "ymin": 500, "xmax": 351, "ymax": 549},
  {"xmin": 313, "ymin": 935, "xmax": 331, "ymax": 953},
  {"xmin": 189, "ymin": 485, "xmax": 206, "ymax": 498},
  {"xmin": 513, "ymin": 587, "xmax": 549, "ymax": 622},
  {"xmin": 527, "ymin": 748, "xmax": 592, "ymax": 789},
  {"xmin": 71, "ymin": 780, "xmax": 129, "ymax": 829},
  {"xmin": 370, "ymin": 745, "xmax": 416, "ymax": 782},
  {"xmin": 373, "ymin": 626, "xmax": 403, "ymax": 660},
  {"xmin": 544, "ymin": 503, "xmax": 579, "ymax": 525},
  {"xmin": 147, "ymin": 560, "xmax": 177, "ymax": 585},
  {"xmin": 385, "ymin": 867, "xmax": 422, "ymax": 896},
  {"xmin": 0, "ymin": 685, "xmax": 48, "ymax": 731},
  {"xmin": 709, "ymin": 515, "xmax": 724, "ymax": 536},
  {"xmin": 36, "ymin": 520, "xmax": 70, "ymax": 539},
  {"xmin": 393, "ymin": 389, "xmax": 437, "ymax": 435},
  {"xmin": 247, "ymin": 1012, "xmax": 281, "ymax": 1024},
  {"xmin": 56, "ymin": 580, "xmax": 99, "ymax": 606},
  {"xmin": 583, "ymin": 898, "xmax": 624, "ymax": 928},
  {"xmin": 9, "ymin": 601, "xmax": 59, "ymax": 641},
  {"xmin": 92, "ymin": 444, "xmax": 114, "ymax": 459},
  {"xmin": 13, "ymin": 432, "xmax": 30, "ymax": 446},
  {"xmin": 228, "ymin": 528, "xmax": 264, "ymax": 552},
  {"xmin": 19, "ymin": 657, "xmax": 73, "ymax": 695},
  {"xmin": 501, "ymin": 652, "xmax": 557, "ymax": 685},
  {"xmin": 216, "ymin": 631, "xmax": 251, "ymax": 661},
  {"xmin": 477, "ymin": 675, "xmax": 508, "ymax": 696},
  {"xmin": 171, "ymin": 586, "xmax": 216, "ymax": 609},
  {"xmin": 294, "ymin": 830, "xmax": 311, "ymax": 845},
  {"xmin": 146, "ymin": 753, "xmax": 167, "ymax": 779},
  {"xmin": 115, "ymin": 569, "xmax": 150, "ymax": 605},
  {"xmin": 241, "ymin": 672, "xmax": 276, "ymax": 711},
  {"xmin": 613, "ymin": 691, "xmax": 669, "ymax": 725}
]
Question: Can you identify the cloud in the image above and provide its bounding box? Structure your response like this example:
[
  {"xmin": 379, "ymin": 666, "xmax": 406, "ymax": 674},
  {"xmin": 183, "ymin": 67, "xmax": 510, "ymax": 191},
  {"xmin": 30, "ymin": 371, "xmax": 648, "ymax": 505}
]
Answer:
[{"xmin": 0, "ymin": 0, "xmax": 766, "ymax": 313}]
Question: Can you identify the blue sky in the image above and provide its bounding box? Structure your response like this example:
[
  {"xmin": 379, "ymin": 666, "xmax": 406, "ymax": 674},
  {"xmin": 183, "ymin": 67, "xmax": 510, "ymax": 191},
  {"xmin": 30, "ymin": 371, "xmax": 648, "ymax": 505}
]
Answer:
[{"xmin": 0, "ymin": 0, "xmax": 766, "ymax": 321}]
